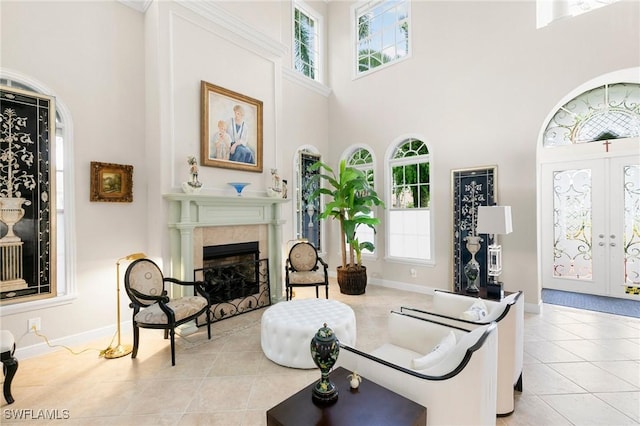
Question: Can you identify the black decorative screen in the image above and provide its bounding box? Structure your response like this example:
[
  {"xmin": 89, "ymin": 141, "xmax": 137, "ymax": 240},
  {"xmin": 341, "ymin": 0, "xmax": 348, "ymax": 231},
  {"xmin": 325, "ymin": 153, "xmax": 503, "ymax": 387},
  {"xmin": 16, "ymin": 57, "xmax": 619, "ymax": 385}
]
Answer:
[
  {"xmin": 452, "ymin": 166, "xmax": 497, "ymax": 292},
  {"xmin": 0, "ymin": 86, "xmax": 56, "ymax": 304}
]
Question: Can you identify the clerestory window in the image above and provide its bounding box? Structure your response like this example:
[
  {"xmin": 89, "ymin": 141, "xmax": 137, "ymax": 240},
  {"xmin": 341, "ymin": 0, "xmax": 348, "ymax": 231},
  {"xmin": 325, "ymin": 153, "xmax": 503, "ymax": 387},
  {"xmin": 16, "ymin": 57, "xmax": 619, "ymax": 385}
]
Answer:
[
  {"xmin": 537, "ymin": 0, "xmax": 621, "ymax": 28},
  {"xmin": 353, "ymin": 0, "xmax": 410, "ymax": 76},
  {"xmin": 293, "ymin": 1, "xmax": 321, "ymax": 81},
  {"xmin": 386, "ymin": 137, "xmax": 432, "ymax": 262}
]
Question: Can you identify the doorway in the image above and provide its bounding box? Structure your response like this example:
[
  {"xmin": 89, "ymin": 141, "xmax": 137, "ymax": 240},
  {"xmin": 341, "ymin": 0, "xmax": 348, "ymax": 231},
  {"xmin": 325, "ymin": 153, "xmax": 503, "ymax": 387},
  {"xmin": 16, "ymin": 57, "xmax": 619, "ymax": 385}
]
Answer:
[{"xmin": 541, "ymin": 154, "xmax": 639, "ymax": 300}]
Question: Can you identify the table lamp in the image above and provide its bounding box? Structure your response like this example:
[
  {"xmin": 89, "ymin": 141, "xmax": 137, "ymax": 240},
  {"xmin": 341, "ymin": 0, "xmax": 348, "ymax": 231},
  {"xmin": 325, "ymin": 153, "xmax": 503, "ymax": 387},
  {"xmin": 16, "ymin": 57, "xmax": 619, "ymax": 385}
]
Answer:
[{"xmin": 476, "ymin": 206, "xmax": 513, "ymax": 288}]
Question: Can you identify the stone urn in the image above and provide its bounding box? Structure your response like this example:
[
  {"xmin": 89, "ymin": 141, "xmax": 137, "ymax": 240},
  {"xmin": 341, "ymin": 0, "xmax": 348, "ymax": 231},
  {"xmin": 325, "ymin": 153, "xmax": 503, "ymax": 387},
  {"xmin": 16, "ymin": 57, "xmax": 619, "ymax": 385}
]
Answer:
[{"xmin": 0, "ymin": 197, "xmax": 28, "ymax": 242}]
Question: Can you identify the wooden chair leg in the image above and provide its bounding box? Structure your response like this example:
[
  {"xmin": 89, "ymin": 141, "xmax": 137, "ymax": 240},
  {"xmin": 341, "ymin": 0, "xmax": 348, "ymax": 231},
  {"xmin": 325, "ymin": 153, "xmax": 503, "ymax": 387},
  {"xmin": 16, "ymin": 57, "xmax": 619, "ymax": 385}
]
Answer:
[
  {"xmin": 131, "ymin": 325, "xmax": 140, "ymax": 359},
  {"xmin": 1, "ymin": 352, "xmax": 17, "ymax": 404},
  {"xmin": 169, "ymin": 328, "xmax": 176, "ymax": 366}
]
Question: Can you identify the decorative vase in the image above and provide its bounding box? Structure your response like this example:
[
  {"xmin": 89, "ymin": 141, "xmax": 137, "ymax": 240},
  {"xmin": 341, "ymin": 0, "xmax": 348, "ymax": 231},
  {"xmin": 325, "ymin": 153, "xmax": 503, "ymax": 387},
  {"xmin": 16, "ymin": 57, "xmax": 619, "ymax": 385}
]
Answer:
[
  {"xmin": 0, "ymin": 197, "xmax": 28, "ymax": 242},
  {"xmin": 337, "ymin": 266, "xmax": 367, "ymax": 295},
  {"xmin": 464, "ymin": 235, "xmax": 482, "ymax": 292},
  {"xmin": 228, "ymin": 182, "xmax": 250, "ymax": 196},
  {"xmin": 310, "ymin": 323, "xmax": 339, "ymax": 405}
]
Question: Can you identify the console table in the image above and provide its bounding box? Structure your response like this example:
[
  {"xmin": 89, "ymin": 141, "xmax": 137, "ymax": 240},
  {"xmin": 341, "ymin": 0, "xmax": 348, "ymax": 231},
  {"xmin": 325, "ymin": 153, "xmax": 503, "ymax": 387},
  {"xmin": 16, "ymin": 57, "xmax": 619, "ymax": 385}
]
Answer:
[{"xmin": 267, "ymin": 367, "xmax": 427, "ymax": 425}]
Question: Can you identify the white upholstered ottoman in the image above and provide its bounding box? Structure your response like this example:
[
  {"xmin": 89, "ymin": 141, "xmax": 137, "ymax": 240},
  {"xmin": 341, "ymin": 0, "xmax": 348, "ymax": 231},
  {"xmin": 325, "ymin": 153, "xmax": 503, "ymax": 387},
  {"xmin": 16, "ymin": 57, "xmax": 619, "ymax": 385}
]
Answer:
[{"xmin": 261, "ymin": 298, "xmax": 357, "ymax": 369}]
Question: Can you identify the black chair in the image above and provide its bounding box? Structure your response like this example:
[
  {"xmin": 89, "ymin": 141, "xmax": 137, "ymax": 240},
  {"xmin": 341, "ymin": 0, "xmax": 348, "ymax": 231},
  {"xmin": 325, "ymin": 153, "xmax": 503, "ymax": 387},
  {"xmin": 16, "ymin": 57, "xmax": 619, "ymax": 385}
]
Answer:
[
  {"xmin": 285, "ymin": 242, "xmax": 329, "ymax": 300},
  {"xmin": 1, "ymin": 330, "xmax": 17, "ymax": 404},
  {"xmin": 124, "ymin": 258, "xmax": 212, "ymax": 366}
]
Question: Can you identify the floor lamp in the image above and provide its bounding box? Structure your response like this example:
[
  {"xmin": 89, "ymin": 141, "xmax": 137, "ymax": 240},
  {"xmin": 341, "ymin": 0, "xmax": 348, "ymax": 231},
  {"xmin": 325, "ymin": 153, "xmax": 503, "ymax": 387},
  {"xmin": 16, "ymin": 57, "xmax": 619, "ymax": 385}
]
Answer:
[{"xmin": 104, "ymin": 252, "xmax": 146, "ymax": 359}]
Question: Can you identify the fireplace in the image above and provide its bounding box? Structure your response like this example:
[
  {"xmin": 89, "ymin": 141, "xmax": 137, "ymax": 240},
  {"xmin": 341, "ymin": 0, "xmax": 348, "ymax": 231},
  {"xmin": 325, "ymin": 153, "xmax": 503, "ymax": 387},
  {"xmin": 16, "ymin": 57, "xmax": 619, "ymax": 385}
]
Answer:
[
  {"xmin": 194, "ymin": 241, "xmax": 270, "ymax": 323},
  {"xmin": 164, "ymin": 192, "xmax": 290, "ymax": 329},
  {"xmin": 201, "ymin": 242, "xmax": 260, "ymax": 302}
]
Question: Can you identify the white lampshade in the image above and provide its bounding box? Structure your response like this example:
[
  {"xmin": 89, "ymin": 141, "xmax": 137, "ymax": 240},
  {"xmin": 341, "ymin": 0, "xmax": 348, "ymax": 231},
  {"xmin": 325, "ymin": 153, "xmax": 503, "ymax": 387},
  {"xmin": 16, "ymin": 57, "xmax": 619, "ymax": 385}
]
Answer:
[{"xmin": 476, "ymin": 206, "xmax": 513, "ymax": 235}]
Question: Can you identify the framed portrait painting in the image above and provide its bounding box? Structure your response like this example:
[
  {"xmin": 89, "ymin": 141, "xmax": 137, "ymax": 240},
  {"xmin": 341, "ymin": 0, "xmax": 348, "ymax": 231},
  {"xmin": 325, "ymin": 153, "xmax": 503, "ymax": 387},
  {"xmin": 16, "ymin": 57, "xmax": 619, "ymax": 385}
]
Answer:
[
  {"xmin": 90, "ymin": 162, "xmax": 133, "ymax": 202},
  {"xmin": 200, "ymin": 81, "xmax": 263, "ymax": 173}
]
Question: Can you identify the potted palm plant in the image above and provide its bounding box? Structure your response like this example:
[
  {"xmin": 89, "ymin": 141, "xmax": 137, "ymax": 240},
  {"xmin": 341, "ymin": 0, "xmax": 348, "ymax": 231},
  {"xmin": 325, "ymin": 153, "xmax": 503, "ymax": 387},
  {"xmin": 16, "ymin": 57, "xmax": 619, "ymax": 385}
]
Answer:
[{"xmin": 309, "ymin": 159, "xmax": 384, "ymax": 294}]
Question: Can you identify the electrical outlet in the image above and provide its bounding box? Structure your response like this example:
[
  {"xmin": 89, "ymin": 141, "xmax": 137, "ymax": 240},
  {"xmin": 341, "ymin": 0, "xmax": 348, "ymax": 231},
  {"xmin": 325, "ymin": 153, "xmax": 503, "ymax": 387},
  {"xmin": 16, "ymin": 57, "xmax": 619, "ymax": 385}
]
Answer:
[
  {"xmin": 410, "ymin": 268, "xmax": 417, "ymax": 278},
  {"xmin": 28, "ymin": 317, "xmax": 41, "ymax": 333}
]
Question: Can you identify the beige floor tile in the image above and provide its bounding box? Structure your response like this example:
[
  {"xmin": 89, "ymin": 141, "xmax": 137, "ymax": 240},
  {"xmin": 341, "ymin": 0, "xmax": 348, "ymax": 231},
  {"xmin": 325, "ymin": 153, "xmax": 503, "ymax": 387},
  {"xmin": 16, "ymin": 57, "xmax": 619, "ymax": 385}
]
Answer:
[
  {"xmin": 594, "ymin": 391, "xmax": 640, "ymax": 423},
  {"xmin": 540, "ymin": 393, "xmax": 638, "ymax": 425},
  {"xmin": 519, "ymin": 362, "xmax": 587, "ymax": 395},
  {"xmin": 548, "ymin": 361, "xmax": 638, "ymax": 393},
  {"xmin": 4, "ymin": 283, "xmax": 640, "ymax": 426},
  {"xmin": 524, "ymin": 340, "xmax": 585, "ymax": 363}
]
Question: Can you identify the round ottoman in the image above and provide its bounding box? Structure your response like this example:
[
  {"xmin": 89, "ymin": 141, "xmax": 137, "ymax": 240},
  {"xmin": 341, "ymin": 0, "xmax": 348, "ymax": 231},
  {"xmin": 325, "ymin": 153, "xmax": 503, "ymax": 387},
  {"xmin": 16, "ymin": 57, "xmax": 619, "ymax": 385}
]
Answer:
[{"xmin": 261, "ymin": 299, "xmax": 357, "ymax": 369}]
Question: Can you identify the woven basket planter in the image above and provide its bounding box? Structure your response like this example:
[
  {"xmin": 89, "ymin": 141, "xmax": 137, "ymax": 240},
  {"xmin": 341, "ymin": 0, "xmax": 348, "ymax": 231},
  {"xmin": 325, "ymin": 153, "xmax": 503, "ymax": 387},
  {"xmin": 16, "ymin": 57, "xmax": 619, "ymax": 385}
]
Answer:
[{"xmin": 336, "ymin": 266, "xmax": 367, "ymax": 295}]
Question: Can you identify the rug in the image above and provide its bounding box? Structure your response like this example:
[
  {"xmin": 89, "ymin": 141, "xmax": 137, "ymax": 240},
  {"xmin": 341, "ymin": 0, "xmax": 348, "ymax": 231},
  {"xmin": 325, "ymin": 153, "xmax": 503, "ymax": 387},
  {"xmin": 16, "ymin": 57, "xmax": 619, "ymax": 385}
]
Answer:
[{"xmin": 542, "ymin": 288, "xmax": 640, "ymax": 318}]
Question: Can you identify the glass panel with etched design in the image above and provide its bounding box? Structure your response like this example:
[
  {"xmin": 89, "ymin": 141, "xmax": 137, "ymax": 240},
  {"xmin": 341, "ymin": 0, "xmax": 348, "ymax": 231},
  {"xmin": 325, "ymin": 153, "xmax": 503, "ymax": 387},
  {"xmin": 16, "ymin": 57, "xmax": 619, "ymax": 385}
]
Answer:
[
  {"xmin": 624, "ymin": 165, "xmax": 640, "ymax": 284},
  {"xmin": 553, "ymin": 169, "xmax": 593, "ymax": 279},
  {"xmin": 543, "ymin": 83, "xmax": 640, "ymax": 147}
]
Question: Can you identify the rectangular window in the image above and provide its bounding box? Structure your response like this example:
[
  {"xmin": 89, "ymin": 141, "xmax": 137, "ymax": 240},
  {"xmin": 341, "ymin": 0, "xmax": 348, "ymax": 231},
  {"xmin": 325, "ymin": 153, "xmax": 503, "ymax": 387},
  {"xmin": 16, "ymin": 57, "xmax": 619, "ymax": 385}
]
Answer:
[
  {"xmin": 354, "ymin": 0, "xmax": 410, "ymax": 76},
  {"xmin": 294, "ymin": 3, "xmax": 320, "ymax": 81},
  {"xmin": 388, "ymin": 210, "xmax": 431, "ymax": 260}
]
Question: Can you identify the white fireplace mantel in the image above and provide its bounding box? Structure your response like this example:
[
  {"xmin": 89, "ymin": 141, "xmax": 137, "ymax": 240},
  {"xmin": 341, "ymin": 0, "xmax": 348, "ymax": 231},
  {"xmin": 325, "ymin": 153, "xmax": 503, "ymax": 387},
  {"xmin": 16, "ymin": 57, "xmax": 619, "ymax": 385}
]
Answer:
[{"xmin": 164, "ymin": 193, "xmax": 290, "ymax": 302}]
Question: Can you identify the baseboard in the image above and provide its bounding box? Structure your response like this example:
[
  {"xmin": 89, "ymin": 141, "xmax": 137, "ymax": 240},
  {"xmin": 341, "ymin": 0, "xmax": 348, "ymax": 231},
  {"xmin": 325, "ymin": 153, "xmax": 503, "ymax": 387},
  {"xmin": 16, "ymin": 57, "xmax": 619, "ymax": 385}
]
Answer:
[{"xmin": 15, "ymin": 321, "xmax": 131, "ymax": 360}]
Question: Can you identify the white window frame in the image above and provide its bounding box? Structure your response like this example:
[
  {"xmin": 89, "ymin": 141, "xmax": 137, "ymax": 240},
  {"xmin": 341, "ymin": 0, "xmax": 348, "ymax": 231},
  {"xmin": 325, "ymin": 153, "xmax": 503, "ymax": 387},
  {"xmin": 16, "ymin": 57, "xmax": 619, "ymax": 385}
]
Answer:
[
  {"xmin": 352, "ymin": 0, "xmax": 411, "ymax": 79},
  {"xmin": 292, "ymin": 1, "xmax": 323, "ymax": 83},
  {"xmin": 384, "ymin": 135, "xmax": 434, "ymax": 265},
  {"xmin": 537, "ymin": 0, "xmax": 621, "ymax": 28},
  {"xmin": 1, "ymin": 70, "xmax": 77, "ymax": 315},
  {"xmin": 342, "ymin": 145, "xmax": 379, "ymax": 259}
]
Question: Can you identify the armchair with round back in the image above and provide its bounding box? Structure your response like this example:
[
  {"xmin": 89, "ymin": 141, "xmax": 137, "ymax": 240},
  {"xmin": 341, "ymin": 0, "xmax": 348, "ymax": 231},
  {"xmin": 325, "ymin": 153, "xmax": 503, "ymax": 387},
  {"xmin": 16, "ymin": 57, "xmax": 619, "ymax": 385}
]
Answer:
[
  {"xmin": 285, "ymin": 241, "xmax": 329, "ymax": 300},
  {"xmin": 124, "ymin": 258, "xmax": 212, "ymax": 366}
]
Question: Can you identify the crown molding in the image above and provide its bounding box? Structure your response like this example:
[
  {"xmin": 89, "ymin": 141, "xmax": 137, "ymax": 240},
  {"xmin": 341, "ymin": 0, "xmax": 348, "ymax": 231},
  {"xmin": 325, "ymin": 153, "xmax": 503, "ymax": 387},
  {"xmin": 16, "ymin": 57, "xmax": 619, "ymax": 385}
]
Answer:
[
  {"xmin": 118, "ymin": 0, "xmax": 153, "ymax": 13},
  {"xmin": 177, "ymin": 0, "xmax": 287, "ymax": 59}
]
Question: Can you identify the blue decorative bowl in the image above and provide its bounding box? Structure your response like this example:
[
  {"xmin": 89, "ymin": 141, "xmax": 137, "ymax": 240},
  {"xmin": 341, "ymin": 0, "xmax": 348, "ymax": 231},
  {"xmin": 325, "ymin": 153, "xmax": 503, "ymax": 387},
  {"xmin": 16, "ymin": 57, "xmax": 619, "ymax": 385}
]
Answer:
[{"xmin": 228, "ymin": 182, "xmax": 250, "ymax": 196}]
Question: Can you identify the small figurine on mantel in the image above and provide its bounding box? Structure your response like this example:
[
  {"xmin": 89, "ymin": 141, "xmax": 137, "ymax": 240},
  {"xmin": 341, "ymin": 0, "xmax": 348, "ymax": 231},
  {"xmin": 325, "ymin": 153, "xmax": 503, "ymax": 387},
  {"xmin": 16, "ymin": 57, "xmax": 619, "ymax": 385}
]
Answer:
[
  {"xmin": 182, "ymin": 156, "xmax": 203, "ymax": 193},
  {"xmin": 267, "ymin": 168, "xmax": 282, "ymax": 198}
]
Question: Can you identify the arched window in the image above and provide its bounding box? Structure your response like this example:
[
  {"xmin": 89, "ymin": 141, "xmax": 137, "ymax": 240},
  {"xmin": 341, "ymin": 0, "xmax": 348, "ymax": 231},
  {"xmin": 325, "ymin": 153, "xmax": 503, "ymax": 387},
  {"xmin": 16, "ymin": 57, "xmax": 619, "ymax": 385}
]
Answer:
[
  {"xmin": 345, "ymin": 146, "xmax": 376, "ymax": 255},
  {"xmin": 386, "ymin": 137, "xmax": 432, "ymax": 262},
  {"xmin": 1, "ymin": 73, "xmax": 76, "ymax": 311},
  {"xmin": 295, "ymin": 147, "xmax": 322, "ymax": 249},
  {"xmin": 543, "ymin": 83, "xmax": 640, "ymax": 147}
]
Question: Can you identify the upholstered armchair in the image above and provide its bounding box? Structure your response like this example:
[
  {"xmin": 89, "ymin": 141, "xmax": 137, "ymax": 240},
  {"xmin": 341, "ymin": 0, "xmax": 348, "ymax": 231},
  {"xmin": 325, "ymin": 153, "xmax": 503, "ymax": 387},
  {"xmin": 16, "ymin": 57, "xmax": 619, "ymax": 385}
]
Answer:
[
  {"xmin": 285, "ymin": 241, "xmax": 329, "ymax": 300},
  {"xmin": 401, "ymin": 290, "xmax": 524, "ymax": 416},
  {"xmin": 336, "ymin": 311, "xmax": 498, "ymax": 426},
  {"xmin": 124, "ymin": 258, "xmax": 212, "ymax": 366}
]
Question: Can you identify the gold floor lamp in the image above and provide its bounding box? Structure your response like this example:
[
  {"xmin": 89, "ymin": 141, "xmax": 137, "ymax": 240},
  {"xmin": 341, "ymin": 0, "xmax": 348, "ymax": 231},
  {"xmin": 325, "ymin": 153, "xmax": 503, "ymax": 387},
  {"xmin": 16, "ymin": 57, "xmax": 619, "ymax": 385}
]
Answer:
[{"xmin": 103, "ymin": 252, "xmax": 146, "ymax": 359}]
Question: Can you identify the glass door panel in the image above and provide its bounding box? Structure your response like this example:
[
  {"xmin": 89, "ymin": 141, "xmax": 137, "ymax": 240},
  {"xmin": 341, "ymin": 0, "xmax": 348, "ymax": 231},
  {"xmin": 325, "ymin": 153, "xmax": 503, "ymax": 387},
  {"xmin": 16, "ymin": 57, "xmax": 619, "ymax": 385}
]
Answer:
[{"xmin": 542, "ymin": 155, "xmax": 640, "ymax": 299}]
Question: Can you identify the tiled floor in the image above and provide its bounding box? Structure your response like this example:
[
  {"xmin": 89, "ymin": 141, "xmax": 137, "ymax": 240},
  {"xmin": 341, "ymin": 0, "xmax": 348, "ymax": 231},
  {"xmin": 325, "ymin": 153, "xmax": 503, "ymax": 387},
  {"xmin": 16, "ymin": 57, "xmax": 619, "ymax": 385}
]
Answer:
[{"xmin": 2, "ymin": 282, "xmax": 639, "ymax": 425}]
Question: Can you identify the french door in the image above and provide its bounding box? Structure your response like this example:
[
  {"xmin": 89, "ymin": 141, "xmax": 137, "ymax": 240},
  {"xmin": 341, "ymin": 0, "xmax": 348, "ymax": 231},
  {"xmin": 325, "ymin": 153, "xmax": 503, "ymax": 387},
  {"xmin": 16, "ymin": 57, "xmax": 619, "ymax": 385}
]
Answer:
[{"xmin": 541, "ymin": 155, "xmax": 640, "ymax": 300}]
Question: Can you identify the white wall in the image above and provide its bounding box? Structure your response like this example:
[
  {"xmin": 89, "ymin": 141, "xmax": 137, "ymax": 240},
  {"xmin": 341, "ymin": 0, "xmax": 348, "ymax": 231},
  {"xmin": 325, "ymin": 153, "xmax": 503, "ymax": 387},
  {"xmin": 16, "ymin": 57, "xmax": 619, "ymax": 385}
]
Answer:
[
  {"xmin": 326, "ymin": 0, "xmax": 640, "ymax": 307},
  {"xmin": 0, "ymin": 1, "xmax": 147, "ymax": 349},
  {"xmin": 1, "ymin": 0, "xmax": 637, "ymax": 355}
]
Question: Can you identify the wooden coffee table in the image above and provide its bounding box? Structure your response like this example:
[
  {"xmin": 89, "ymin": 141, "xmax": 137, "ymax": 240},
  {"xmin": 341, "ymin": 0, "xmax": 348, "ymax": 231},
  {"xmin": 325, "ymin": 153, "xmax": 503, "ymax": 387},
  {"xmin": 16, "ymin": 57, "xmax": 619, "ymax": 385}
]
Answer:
[{"xmin": 266, "ymin": 366, "xmax": 427, "ymax": 426}]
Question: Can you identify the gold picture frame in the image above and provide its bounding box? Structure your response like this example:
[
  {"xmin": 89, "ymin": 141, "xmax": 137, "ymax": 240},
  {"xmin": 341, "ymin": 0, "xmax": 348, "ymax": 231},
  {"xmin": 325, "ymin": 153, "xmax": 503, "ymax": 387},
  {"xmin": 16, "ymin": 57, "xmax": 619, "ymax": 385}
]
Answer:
[
  {"xmin": 90, "ymin": 161, "xmax": 133, "ymax": 202},
  {"xmin": 200, "ymin": 81, "xmax": 263, "ymax": 173}
]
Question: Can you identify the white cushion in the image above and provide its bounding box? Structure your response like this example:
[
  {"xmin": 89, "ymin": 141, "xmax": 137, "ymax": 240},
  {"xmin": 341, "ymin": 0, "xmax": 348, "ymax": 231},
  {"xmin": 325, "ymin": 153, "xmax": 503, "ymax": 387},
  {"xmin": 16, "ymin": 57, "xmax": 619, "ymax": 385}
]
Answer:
[
  {"xmin": 411, "ymin": 330, "xmax": 456, "ymax": 370},
  {"xmin": 0, "ymin": 330, "xmax": 15, "ymax": 353},
  {"xmin": 459, "ymin": 298, "xmax": 488, "ymax": 321}
]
